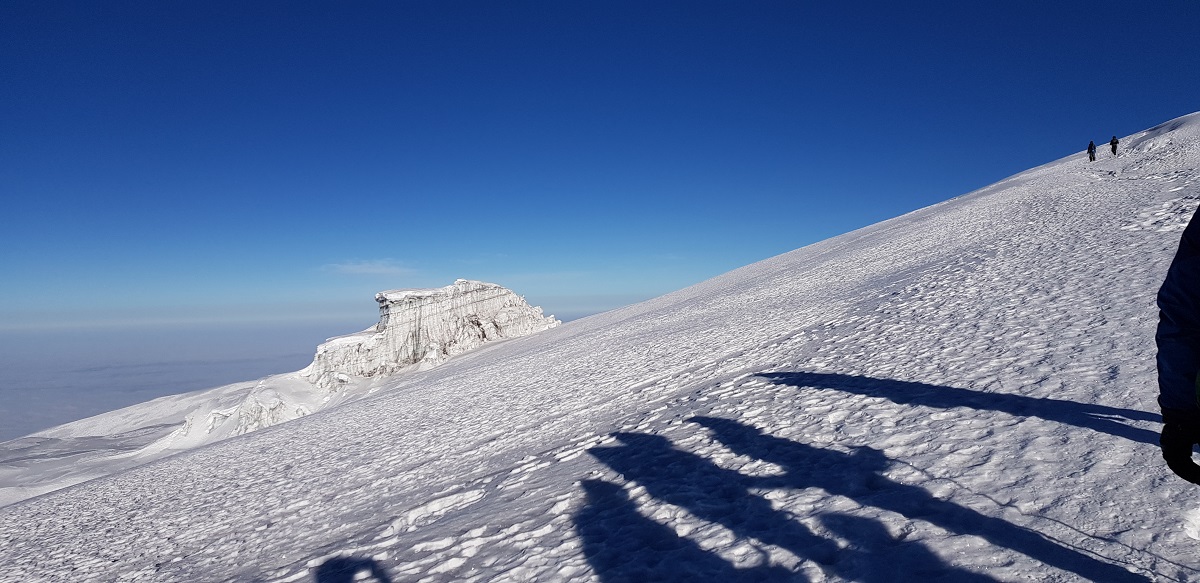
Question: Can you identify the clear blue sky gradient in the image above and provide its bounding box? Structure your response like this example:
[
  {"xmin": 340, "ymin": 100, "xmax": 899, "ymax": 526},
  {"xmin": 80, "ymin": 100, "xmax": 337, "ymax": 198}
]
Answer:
[{"xmin": 4, "ymin": 1, "xmax": 1200, "ymax": 329}]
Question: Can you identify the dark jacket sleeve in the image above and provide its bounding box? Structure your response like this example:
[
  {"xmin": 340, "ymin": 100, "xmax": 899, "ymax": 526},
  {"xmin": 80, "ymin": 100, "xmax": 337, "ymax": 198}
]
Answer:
[{"xmin": 1157, "ymin": 208, "xmax": 1200, "ymax": 424}]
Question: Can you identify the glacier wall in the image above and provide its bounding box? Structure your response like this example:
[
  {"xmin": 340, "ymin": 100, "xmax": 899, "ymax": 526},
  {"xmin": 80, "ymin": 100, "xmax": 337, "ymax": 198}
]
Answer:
[
  {"xmin": 0, "ymin": 279, "xmax": 560, "ymax": 507},
  {"xmin": 303, "ymin": 279, "xmax": 560, "ymax": 389}
]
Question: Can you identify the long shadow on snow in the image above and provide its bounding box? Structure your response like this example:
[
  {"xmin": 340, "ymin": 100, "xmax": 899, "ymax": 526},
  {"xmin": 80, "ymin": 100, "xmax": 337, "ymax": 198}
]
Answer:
[
  {"xmin": 579, "ymin": 428, "xmax": 1006, "ymax": 582},
  {"xmin": 312, "ymin": 556, "xmax": 392, "ymax": 583},
  {"xmin": 693, "ymin": 416, "xmax": 1146, "ymax": 582},
  {"xmin": 576, "ymin": 478, "xmax": 795, "ymax": 582},
  {"xmin": 760, "ymin": 371, "xmax": 1159, "ymax": 445}
]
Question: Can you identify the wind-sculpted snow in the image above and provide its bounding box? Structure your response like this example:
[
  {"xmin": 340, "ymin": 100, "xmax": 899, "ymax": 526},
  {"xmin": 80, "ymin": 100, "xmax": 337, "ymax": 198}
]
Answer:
[
  {"xmin": 0, "ymin": 280, "xmax": 557, "ymax": 508},
  {"xmin": 4, "ymin": 113, "xmax": 1200, "ymax": 581}
]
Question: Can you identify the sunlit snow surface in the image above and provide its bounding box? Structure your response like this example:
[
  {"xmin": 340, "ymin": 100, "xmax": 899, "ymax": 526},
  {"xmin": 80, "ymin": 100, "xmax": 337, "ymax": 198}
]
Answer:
[{"xmin": 4, "ymin": 114, "xmax": 1200, "ymax": 581}]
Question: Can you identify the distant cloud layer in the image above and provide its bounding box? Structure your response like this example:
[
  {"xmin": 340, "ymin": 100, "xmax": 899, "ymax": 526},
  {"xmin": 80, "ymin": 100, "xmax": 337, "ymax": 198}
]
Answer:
[{"xmin": 323, "ymin": 259, "xmax": 414, "ymax": 276}]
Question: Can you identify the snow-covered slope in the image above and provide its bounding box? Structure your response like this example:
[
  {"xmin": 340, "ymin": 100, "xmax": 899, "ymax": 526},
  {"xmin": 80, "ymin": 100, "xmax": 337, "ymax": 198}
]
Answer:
[
  {"xmin": 0, "ymin": 280, "xmax": 557, "ymax": 508},
  {"xmin": 3, "ymin": 114, "xmax": 1200, "ymax": 581}
]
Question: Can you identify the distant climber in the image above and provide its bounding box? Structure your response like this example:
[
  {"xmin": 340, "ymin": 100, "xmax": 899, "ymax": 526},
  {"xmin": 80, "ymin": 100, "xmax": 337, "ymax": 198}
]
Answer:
[
  {"xmin": 1087, "ymin": 141, "xmax": 1097, "ymax": 162},
  {"xmin": 1110, "ymin": 136, "xmax": 1120, "ymax": 155},
  {"xmin": 1156, "ymin": 207, "xmax": 1200, "ymax": 484}
]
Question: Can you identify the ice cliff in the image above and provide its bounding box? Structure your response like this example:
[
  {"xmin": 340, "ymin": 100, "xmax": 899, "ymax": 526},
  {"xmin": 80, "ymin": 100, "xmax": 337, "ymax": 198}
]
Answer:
[
  {"xmin": 0, "ymin": 280, "xmax": 559, "ymax": 507},
  {"xmin": 303, "ymin": 279, "xmax": 560, "ymax": 389},
  {"xmin": 202, "ymin": 279, "xmax": 561, "ymax": 438}
]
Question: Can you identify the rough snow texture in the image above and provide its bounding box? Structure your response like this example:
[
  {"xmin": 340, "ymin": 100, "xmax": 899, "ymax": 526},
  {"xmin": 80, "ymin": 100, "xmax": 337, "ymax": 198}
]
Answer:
[
  {"xmin": 3, "ymin": 114, "xmax": 1200, "ymax": 582},
  {"xmin": 304, "ymin": 279, "xmax": 560, "ymax": 389},
  {"xmin": 0, "ymin": 280, "xmax": 556, "ymax": 508}
]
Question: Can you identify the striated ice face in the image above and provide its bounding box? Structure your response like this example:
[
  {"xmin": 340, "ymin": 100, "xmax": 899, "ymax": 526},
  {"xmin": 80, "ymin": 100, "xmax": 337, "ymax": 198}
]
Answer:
[
  {"xmin": 0, "ymin": 280, "xmax": 560, "ymax": 508},
  {"xmin": 304, "ymin": 279, "xmax": 560, "ymax": 390}
]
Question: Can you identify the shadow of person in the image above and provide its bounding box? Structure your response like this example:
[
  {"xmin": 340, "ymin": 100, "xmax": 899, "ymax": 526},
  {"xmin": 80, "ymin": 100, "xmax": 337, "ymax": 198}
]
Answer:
[
  {"xmin": 690, "ymin": 416, "xmax": 1147, "ymax": 582},
  {"xmin": 313, "ymin": 556, "xmax": 392, "ymax": 583},
  {"xmin": 588, "ymin": 432, "xmax": 839, "ymax": 569},
  {"xmin": 575, "ymin": 478, "xmax": 796, "ymax": 582},
  {"xmin": 760, "ymin": 371, "xmax": 1159, "ymax": 445},
  {"xmin": 818, "ymin": 512, "xmax": 997, "ymax": 582},
  {"xmin": 585, "ymin": 431, "xmax": 1005, "ymax": 581}
]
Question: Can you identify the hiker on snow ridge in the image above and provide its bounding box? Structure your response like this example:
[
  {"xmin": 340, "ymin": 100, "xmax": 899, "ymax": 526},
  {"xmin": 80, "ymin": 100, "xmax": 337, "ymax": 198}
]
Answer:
[
  {"xmin": 1111, "ymin": 136, "xmax": 1120, "ymax": 155},
  {"xmin": 1157, "ymin": 207, "xmax": 1200, "ymax": 484},
  {"xmin": 1088, "ymin": 141, "xmax": 1097, "ymax": 162}
]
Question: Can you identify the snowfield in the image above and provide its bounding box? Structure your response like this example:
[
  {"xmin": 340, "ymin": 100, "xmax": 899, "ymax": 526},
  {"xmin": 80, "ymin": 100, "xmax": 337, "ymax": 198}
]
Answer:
[{"xmin": 3, "ymin": 113, "xmax": 1200, "ymax": 581}]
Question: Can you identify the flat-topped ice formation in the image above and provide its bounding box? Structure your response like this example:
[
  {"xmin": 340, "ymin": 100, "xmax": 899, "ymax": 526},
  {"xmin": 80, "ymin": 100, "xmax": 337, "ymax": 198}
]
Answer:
[
  {"xmin": 304, "ymin": 279, "xmax": 560, "ymax": 389},
  {"xmin": 0, "ymin": 280, "xmax": 557, "ymax": 508}
]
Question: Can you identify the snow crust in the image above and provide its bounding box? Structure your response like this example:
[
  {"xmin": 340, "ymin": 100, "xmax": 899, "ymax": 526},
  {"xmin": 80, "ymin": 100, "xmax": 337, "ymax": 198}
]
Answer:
[{"xmin": 4, "ymin": 113, "xmax": 1200, "ymax": 581}]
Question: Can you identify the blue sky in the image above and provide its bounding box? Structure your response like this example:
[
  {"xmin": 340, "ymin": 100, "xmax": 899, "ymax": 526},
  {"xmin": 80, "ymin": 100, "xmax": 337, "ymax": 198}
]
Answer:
[{"xmin": 4, "ymin": 1, "xmax": 1200, "ymax": 330}]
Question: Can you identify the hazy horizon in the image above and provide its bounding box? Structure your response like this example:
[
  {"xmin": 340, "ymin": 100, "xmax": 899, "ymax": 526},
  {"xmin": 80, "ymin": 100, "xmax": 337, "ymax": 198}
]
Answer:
[{"xmin": 0, "ymin": 299, "xmax": 609, "ymax": 441}]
